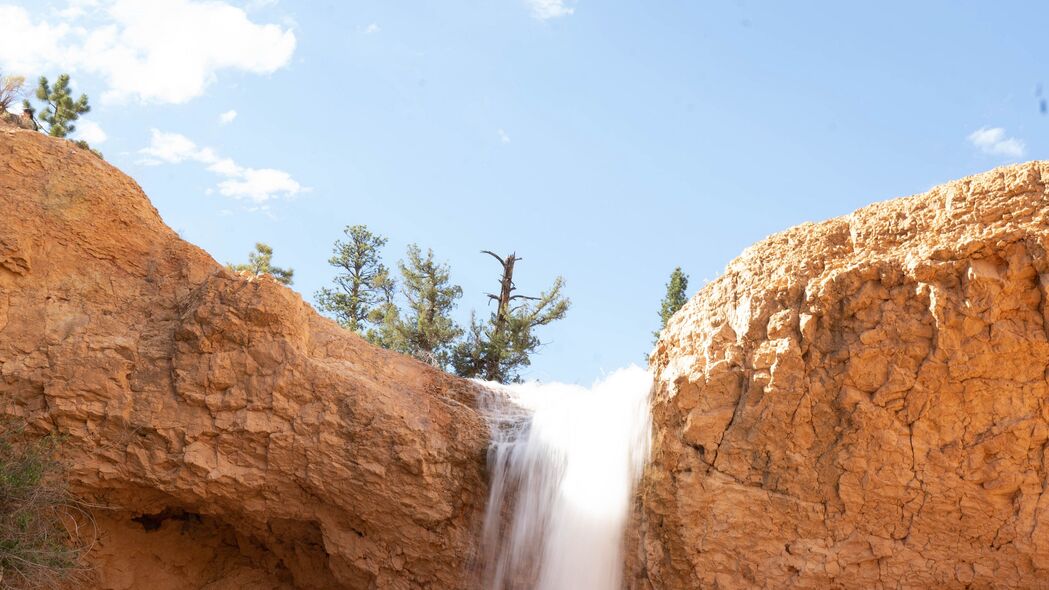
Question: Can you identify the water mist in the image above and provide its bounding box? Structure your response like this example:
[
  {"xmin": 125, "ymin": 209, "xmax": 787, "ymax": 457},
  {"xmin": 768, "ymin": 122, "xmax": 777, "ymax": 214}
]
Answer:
[{"xmin": 477, "ymin": 366, "xmax": 653, "ymax": 590}]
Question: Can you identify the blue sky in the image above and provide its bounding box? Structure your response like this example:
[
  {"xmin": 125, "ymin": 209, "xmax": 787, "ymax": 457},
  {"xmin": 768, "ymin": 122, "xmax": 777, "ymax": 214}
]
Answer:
[{"xmin": 1, "ymin": 1, "xmax": 1043, "ymax": 383}]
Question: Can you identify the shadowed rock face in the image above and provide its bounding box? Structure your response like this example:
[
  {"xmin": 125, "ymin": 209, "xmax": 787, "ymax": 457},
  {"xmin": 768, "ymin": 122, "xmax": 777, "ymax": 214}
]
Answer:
[
  {"xmin": 631, "ymin": 162, "xmax": 1049, "ymax": 589},
  {"xmin": 0, "ymin": 125, "xmax": 489, "ymax": 589}
]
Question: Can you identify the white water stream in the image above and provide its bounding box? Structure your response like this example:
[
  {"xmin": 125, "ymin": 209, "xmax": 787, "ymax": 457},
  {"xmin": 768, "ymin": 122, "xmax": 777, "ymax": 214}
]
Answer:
[{"xmin": 477, "ymin": 366, "xmax": 653, "ymax": 590}]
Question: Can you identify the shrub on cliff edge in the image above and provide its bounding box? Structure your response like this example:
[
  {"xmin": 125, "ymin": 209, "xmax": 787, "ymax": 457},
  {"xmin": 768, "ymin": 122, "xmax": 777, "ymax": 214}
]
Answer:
[{"xmin": 0, "ymin": 422, "xmax": 90, "ymax": 589}]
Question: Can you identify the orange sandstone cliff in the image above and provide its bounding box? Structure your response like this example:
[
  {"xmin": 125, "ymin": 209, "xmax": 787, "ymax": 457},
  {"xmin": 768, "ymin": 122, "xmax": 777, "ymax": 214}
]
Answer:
[
  {"xmin": 633, "ymin": 163, "xmax": 1049, "ymax": 588},
  {"xmin": 8, "ymin": 119, "xmax": 1049, "ymax": 590},
  {"xmin": 0, "ymin": 125, "xmax": 489, "ymax": 588}
]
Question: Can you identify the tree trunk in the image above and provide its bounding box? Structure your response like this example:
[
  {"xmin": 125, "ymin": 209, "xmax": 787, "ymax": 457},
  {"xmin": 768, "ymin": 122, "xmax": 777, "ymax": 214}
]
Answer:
[
  {"xmin": 493, "ymin": 253, "xmax": 516, "ymax": 334},
  {"xmin": 482, "ymin": 251, "xmax": 519, "ymax": 381}
]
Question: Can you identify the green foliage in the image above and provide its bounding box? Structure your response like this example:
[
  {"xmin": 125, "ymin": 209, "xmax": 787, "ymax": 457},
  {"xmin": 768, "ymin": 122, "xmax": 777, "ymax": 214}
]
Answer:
[
  {"xmin": 359, "ymin": 245, "xmax": 464, "ymax": 368},
  {"xmin": 0, "ymin": 422, "xmax": 88, "ymax": 589},
  {"xmin": 316, "ymin": 228, "xmax": 569, "ymax": 381},
  {"xmin": 228, "ymin": 242, "xmax": 294, "ymax": 285},
  {"xmin": 18, "ymin": 100, "xmax": 34, "ymax": 125},
  {"xmin": 393, "ymin": 245, "xmax": 463, "ymax": 368},
  {"xmin": 654, "ymin": 267, "xmax": 689, "ymax": 342},
  {"xmin": 31, "ymin": 75, "xmax": 90, "ymax": 139},
  {"xmin": 316, "ymin": 225, "xmax": 390, "ymax": 332},
  {"xmin": 72, "ymin": 140, "xmax": 102, "ymax": 160},
  {"xmin": 362, "ymin": 267, "xmax": 402, "ymax": 348},
  {"xmin": 452, "ymin": 254, "xmax": 569, "ymax": 383},
  {"xmin": 364, "ymin": 304, "xmax": 405, "ymax": 352},
  {"xmin": 17, "ymin": 73, "xmax": 101, "ymax": 158}
]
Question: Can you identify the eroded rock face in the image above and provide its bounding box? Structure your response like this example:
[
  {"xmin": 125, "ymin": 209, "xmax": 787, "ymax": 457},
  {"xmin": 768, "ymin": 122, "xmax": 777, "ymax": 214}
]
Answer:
[
  {"xmin": 0, "ymin": 127, "xmax": 489, "ymax": 588},
  {"xmin": 632, "ymin": 163, "xmax": 1049, "ymax": 589}
]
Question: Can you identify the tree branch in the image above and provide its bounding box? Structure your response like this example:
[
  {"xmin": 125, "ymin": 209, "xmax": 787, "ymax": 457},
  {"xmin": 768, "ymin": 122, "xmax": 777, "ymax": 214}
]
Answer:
[{"xmin": 481, "ymin": 250, "xmax": 506, "ymax": 268}]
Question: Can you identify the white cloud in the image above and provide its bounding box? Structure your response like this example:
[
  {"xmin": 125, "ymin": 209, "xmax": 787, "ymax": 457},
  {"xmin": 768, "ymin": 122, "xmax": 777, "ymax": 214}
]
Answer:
[
  {"xmin": 57, "ymin": 0, "xmax": 100, "ymax": 19},
  {"xmin": 364, "ymin": 23, "xmax": 380, "ymax": 34},
  {"xmin": 207, "ymin": 157, "xmax": 241, "ymax": 176},
  {"xmin": 139, "ymin": 129, "xmax": 207, "ymax": 164},
  {"xmin": 75, "ymin": 120, "xmax": 108, "ymax": 144},
  {"xmin": 0, "ymin": 0, "xmax": 296, "ymax": 104},
  {"xmin": 219, "ymin": 109, "xmax": 237, "ymax": 124},
  {"xmin": 139, "ymin": 129, "xmax": 304, "ymax": 203},
  {"xmin": 968, "ymin": 127, "xmax": 1026, "ymax": 159},
  {"xmin": 527, "ymin": 0, "xmax": 574, "ymax": 20},
  {"xmin": 0, "ymin": 6, "xmax": 72, "ymax": 72},
  {"xmin": 498, "ymin": 128, "xmax": 511, "ymax": 144},
  {"xmin": 218, "ymin": 168, "xmax": 301, "ymax": 201}
]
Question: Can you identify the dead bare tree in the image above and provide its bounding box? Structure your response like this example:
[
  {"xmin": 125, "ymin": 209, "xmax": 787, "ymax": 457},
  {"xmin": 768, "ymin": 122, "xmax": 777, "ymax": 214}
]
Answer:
[
  {"xmin": 483, "ymin": 250, "xmax": 539, "ymax": 326},
  {"xmin": 453, "ymin": 251, "xmax": 570, "ymax": 383},
  {"xmin": 0, "ymin": 73, "xmax": 26, "ymax": 113}
]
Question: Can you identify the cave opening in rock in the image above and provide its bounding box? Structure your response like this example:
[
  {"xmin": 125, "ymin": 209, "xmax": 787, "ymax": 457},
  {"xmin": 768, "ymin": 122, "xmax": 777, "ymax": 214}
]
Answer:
[
  {"xmin": 132, "ymin": 508, "xmax": 203, "ymax": 532},
  {"xmin": 476, "ymin": 366, "xmax": 652, "ymax": 590}
]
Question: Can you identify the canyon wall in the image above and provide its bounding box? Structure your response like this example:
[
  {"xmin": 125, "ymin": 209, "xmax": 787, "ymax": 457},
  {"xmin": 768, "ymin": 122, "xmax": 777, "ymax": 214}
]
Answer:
[
  {"xmin": 633, "ymin": 162, "xmax": 1049, "ymax": 588},
  {"xmin": 9, "ymin": 118, "xmax": 1049, "ymax": 590},
  {"xmin": 0, "ymin": 125, "xmax": 489, "ymax": 589}
]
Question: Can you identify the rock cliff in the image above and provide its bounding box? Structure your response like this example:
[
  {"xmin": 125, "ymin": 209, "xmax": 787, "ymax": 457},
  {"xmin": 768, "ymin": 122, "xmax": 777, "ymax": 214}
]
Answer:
[
  {"xmin": 0, "ymin": 125, "xmax": 489, "ymax": 588},
  {"xmin": 10, "ymin": 118, "xmax": 1049, "ymax": 590},
  {"xmin": 633, "ymin": 163, "xmax": 1049, "ymax": 588}
]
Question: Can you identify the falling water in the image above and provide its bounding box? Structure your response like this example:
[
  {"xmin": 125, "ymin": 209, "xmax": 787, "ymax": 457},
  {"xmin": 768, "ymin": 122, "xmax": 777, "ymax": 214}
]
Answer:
[{"xmin": 477, "ymin": 366, "xmax": 653, "ymax": 590}]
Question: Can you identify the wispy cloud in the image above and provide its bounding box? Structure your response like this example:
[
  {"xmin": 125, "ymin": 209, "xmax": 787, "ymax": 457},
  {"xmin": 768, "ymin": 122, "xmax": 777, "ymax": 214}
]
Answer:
[
  {"xmin": 219, "ymin": 109, "xmax": 238, "ymax": 125},
  {"xmin": 498, "ymin": 129, "xmax": 511, "ymax": 144},
  {"xmin": 527, "ymin": 0, "xmax": 574, "ymax": 20},
  {"xmin": 0, "ymin": 0, "xmax": 296, "ymax": 104},
  {"xmin": 75, "ymin": 120, "xmax": 108, "ymax": 144},
  {"xmin": 138, "ymin": 129, "xmax": 205, "ymax": 164},
  {"xmin": 56, "ymin": 0, "xmax": 101, "ymax": 19},
  {"xmin": 968, "ymin": 127, "xmax": 1026, "ymax": 159},
  {"xmin": 139, "ymin": 129, "xmax": 304, "ymax": 203},
  {"xmin": 364, "ymin": 23, "xmax": 380, "ymax": 34}
]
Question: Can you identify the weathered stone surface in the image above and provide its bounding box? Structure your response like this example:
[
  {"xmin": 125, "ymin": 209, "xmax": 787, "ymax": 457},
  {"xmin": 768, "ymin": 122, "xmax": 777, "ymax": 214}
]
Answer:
[
  {"xmin": 632, "ymin": 162, "xmax": 1049, "ymax": 589},
  {"xmin": 0, "ymin": 126, "xmax": 488, "ymax": 588}
]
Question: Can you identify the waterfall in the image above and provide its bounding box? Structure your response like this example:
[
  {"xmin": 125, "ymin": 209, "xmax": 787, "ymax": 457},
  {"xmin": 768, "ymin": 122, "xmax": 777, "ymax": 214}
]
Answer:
[{"xmin": 477, "ymin": 366, "xmax": 653, "ymax": 590}]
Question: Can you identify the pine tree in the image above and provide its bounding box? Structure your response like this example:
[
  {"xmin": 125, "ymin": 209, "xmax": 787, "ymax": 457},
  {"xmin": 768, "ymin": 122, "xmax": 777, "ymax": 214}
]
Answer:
[
  {"xmin": 363, "ymin": 267, "xmax": 406, "ymax": 351},
  {"xmin": 29, "ymin": 75, "xmax": 90, "ymax": 138},
  {"xmin": 654, "ymin": 267, "xmax": 689, "ymax": 341},
  {"xmin": 452, "ymin": 252, "xmax": 570, "ymax": 383},
  {"xmin": 316, "ymin": 225, "xmax": 390, "ymax": 332},
  {"xmin": 393, "ymin": 245, "xmax": 463, "ymax": 368},
  {"xmin": 228, "ymin": 242, "xmax": 294, "ymax": 285}
]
